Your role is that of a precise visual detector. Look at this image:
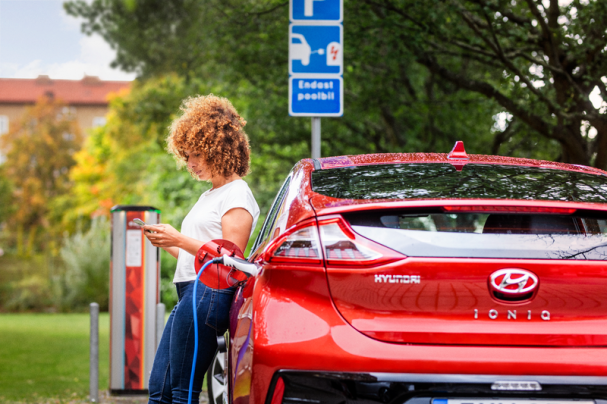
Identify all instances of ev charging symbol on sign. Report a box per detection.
[289,25,343,74]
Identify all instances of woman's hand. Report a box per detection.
[143,223,205,259]
[143,224,183,248]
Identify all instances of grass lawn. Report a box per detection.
[0,313,109,403]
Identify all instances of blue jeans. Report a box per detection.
[148,281,235,404]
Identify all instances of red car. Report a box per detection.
[208,142,607,404]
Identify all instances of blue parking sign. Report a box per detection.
[289,77,343,116]
[291,0,342,22]
[289,25,342,75]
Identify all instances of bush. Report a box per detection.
[57,217,110,311]
[160,249,178,311]
[0,254,58,312]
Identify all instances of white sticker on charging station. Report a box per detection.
[126,230,142,267]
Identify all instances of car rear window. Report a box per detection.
[345,210,607,259]
[311,163,607,202]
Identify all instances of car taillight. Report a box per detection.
[267,219,322,264]
[319,222,381,262]
[272,226,321,261]
[443,205,576,214]
[318,216,403,266]
[266,216,405,266]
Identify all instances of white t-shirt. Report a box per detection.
[173,179,260,283]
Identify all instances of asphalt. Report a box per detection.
[97,390,209,403]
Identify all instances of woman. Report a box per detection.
[143,95,260,404]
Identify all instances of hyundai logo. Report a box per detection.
[489,268,539,296]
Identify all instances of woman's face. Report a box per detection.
[185,149,211,181]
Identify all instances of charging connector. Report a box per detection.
[188,255,258,404]
[219,254,260,277]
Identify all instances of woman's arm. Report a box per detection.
[221,208,254,252]
[142,225,204,257]
[162,246,180,259]
[142,207,252,258]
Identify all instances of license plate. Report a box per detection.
[434,400,595,404]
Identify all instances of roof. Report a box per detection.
[253,145,607,242]
[0,75,131,106]
[311,141,607,176]
[305,153,607,215]
[314,153,607,176]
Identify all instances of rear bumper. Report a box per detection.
[267,371,607,404]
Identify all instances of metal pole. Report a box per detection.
[89,302,99,403]
[311,117,321,159]
[156,303,166,349]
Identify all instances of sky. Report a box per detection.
[0,0,135,81]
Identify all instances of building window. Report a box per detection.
[0,116,7,164]
[60,107,76,119]
[92,117,107,128]
[0,116,8,135]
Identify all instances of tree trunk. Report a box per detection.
[559,123,589,166]
[592,119,607,169]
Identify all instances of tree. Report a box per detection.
[361,0,607,166]
[0,167,14,225]
[0,98,83,253]
[65,0,500,158]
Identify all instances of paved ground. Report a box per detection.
[2,391,210,403]
[98,390,209,404]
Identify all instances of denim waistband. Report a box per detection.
[175,281,237,301]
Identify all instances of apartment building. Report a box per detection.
[0,75,131,136]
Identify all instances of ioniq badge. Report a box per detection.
[489,268,539,299]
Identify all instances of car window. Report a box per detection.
[346,210,607,259]
[292,37,302,44]
[251,176,291,253]
[312,163,607,202]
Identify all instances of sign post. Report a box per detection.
[311,117,321,159]
[288,0,343,158]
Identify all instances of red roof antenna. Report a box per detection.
[447,141,469,171]
[447,141,469,160]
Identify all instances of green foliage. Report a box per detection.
[66,0,607,166]
[65,0,501,160]
[69,75,210,218]
[57,217,110,311]
[352,0,607,165]
[0,167,14,225]
[0,218,109,313]
[0,254,58,312]
[0,98,83,254]
[160,249,178,310]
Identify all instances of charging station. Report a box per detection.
[110,205,161,394]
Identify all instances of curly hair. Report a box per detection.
[167,94,250,178]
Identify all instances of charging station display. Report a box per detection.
[110,205,160,393]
